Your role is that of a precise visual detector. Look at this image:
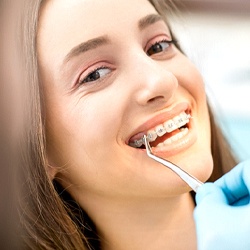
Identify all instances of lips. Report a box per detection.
[127,103,191,149]
[129,111,191,148]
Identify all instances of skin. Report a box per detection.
[38,0,213,249]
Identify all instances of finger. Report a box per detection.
[232,195,249,206]
[195,182,228,205]
[215,161,250,205]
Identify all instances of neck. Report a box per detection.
[86,192,197,250]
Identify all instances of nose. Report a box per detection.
[130,55,178,108]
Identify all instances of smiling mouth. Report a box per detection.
[128,111,191,149]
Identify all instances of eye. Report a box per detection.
[147,39,175,56]
[79,66,111,85]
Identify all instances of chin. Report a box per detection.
[168,148,214,184]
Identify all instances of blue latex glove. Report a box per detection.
[194,160,250,250]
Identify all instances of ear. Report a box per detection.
[46,156,58,180]
[47,164,58,180]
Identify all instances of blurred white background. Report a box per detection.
[170,0,250,160]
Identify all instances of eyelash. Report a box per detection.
[146,38,177,56]
[78,66,111,86]
[77,38,177,87]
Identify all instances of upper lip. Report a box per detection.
[127,102,191,144]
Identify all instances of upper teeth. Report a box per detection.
[129,112,191,148]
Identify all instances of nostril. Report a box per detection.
[148,96,165,103]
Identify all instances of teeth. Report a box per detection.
[181,111,191,120]
[130,112,191,148]
[173,116,185,128]
[147,130,157,142]
[156,128,189,148]
[164,119,178,133]
[163,138,172,145]
[155,124,166,137]
[129,138,143,148]
[171,133,180,142]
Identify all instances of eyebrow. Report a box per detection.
[63,14,164,65]
[138,14,164,31]
[63,36,110,64]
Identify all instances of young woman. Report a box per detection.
[19,0,237,249]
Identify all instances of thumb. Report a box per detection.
[195,182,228,205]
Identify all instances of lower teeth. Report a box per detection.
[156,128,188,148]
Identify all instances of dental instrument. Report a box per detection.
[143,135,203,192]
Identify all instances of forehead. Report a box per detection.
[37,0,159,71]
[38,0,158,44]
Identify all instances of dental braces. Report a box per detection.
[129,113,191,148]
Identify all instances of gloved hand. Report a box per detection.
[194,160,250,250]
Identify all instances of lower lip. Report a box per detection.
[133,117,197,158]
[150,125,197,158]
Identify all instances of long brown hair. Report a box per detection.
[18,0,237,249]
[18,0,90,249]
[149,0,237,179]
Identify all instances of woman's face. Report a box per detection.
[38,0,213,203]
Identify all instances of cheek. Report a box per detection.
[171,57,212,181]
[180,67,206,100]
[172,54,207,102]
[45,89,124,169]
[78,94,122,145]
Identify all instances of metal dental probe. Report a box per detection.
[143,135,203,193]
